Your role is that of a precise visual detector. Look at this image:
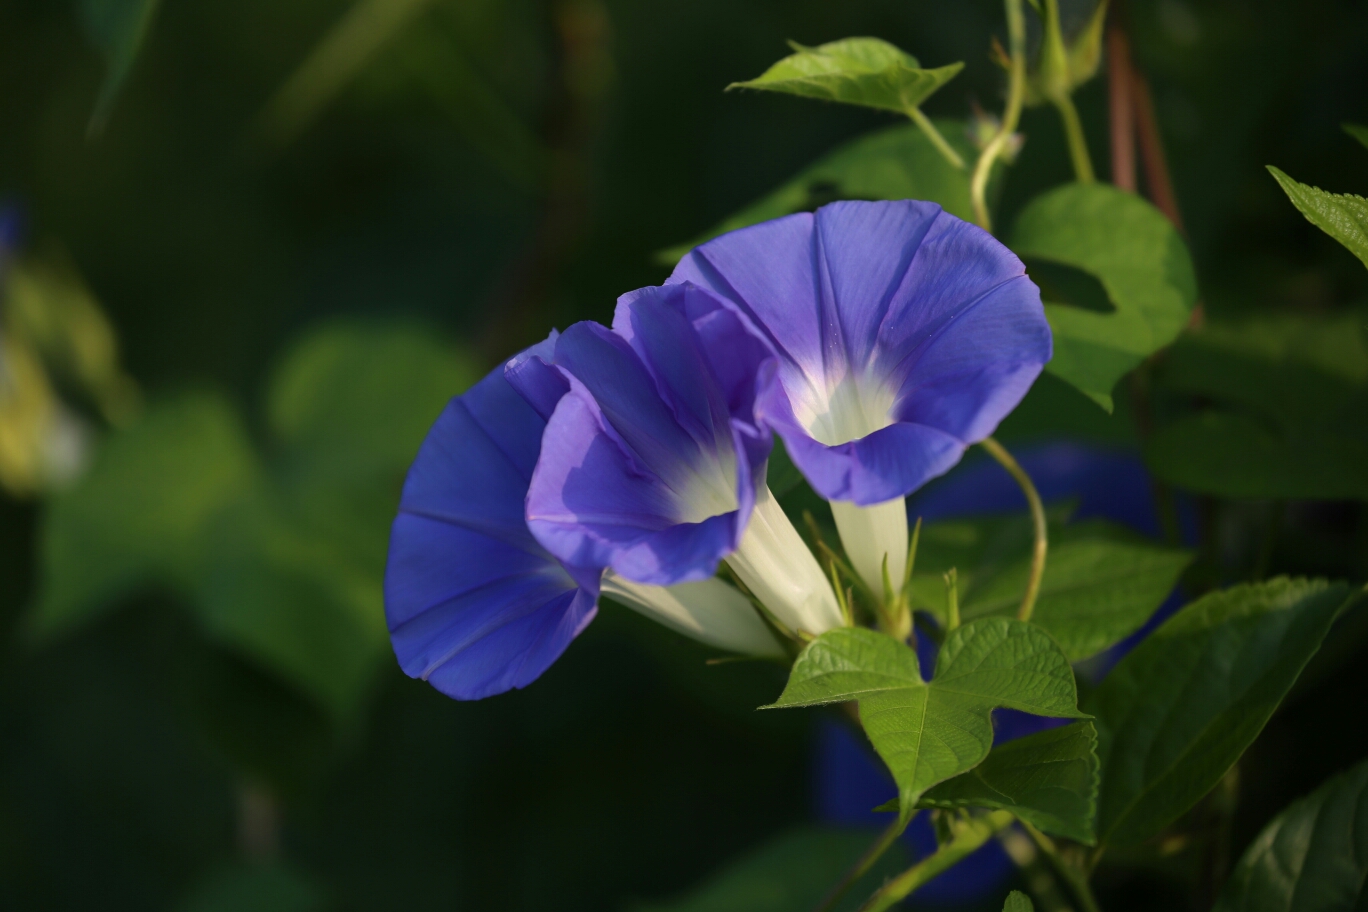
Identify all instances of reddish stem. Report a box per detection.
[1106,22,1137,191]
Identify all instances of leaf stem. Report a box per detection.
[811,812,914,912]
[1019,820,1103,912]
[855,811,1015,912]
[906,106,966,170]
[979,437,1047,622]
[944,568,961,631]
[970,0,1028,232]
[1052,91,1096,183]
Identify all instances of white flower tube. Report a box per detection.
[830,498,908,597]
[600,574,784,657]
[725,484,844,636]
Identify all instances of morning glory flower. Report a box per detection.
[668,200,1050,594]
[507,283,845,639]
[384,335,780,702]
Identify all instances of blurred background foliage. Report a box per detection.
[0,0,1365,909]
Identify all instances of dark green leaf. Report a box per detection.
[1214,758,1368,912]
[728,38,962,116]
[1146,311,1368,500]
[176,862,323,912]
[1004,891,1035,912]
[631,827,907,912]
[909,517,1191,661]
[1344,122,1368,152]
[770,621,1085,810]
[30,393,258,640]
[194,492,387,725]
[1009,183,1198,411]
[920,721,1099,843]
[1268,166,1368,270]
[656,121,984,263]
[80,0,162,133]
[1087,577,1352,847]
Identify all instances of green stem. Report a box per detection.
[979,437,1047,622]
[856,811,1015,912]
[906,106,966,170]
[1052,91,1096,183]
[944,568,960,631]
[812,812,914,912]
[970,0,1027,232]
[1020,821,1103,912]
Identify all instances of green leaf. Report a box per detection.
[728,38,962,117]
[656,121,984,263]
[919,721,1099,843]
[194,492,388,725]
[1004,891,1035,912]
[1214,758,1368,912]
[30,393,258,640]
[1145,311,1368,500]
[910,516,1192,661]
[631,827,907,912]
[79,0,162,133]
[1345,122,1368,152]
[1087,577,1352,847]
[770,621,1085,810]
[176,862,323,912]
[1268,166,1368,270]
[1009,183,1198,411]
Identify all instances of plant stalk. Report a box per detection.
[970,0,1028,232]
[1052,91,1096,183]
[1020,821,1103,912]
[812,812,914,912]
[907,106,966,170]
[856,811,1015,912]
[979,437,1047,622]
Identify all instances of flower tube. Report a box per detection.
[508,283,844,638]
[668,200,1051,594]
[384,335,780,702]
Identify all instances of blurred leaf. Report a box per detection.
[919,721,1099,843]
[728,38,962,117]
[1268,166,1368,270]
[1009,183,1198,411]
[770,621,1085,812]
[1214,758,1368,912]
[254,0,436,150]
[31,393,258,640]
[267,322,478,575]
[1004,890,1035,912]
[176,862,323,912]
[765,437,804,498]
[1345,122,1368,152]
[1086,577,1353,847]
[910,517,1192,661]
[631,827,907,912]
[656,121,986,263]
[195,491,387,725]
[79,0,162,134]
[1146,312,1368,499]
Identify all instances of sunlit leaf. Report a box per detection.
[79,0,162,133]
[770,621,1085,812]
[909,516,1191,661]
[1087,577,1353,847]
[657,121,985,263]
[728,38,962,117]
[631,827,907,912]
[1268,166,1368,270]
[1009,183,1198,411]
[1214,758,1368,912]
[30,393,258,640]
[919,721,1099,843]
[1146,311,1368,500]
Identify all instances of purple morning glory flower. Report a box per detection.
[668,200,1051,593]
[508,283,844,638]
[385,334,780,702]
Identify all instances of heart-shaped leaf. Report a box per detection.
[1268,166,1368,270]
[769,620,1085,812]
